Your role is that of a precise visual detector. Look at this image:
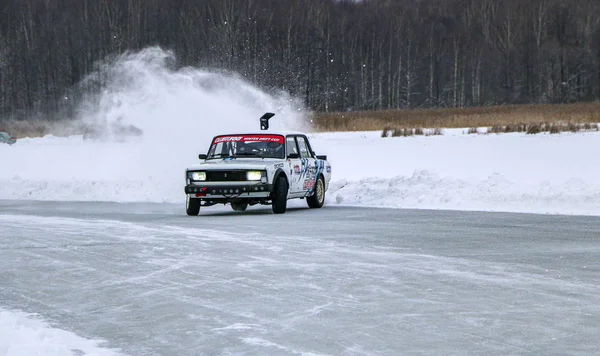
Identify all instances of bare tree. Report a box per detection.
[1,0,600,121]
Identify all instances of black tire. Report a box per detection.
[231,202,248,212]
[272,176,288,214]
[186,196,201,216]
[307,175,325,209]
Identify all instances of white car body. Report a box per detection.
[184,131,331,214]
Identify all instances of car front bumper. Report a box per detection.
[185,182,273,198]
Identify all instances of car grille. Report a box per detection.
[206,171,247,182]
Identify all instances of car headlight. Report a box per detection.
[246,171,262,181]
[189,171,206,181]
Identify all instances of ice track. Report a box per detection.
[1,200,600,355]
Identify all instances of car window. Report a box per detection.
[296,136,311,159]
[286,136,298,157]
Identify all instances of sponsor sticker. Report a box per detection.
[274,163,284,169]
[213,136,243,143]
[294,165,301,174]
[326,166,331,173]
[303,180,315,190]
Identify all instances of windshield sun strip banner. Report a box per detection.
[212,135,284,145]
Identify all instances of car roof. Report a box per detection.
[213,131,309,137]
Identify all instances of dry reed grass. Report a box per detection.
[465,122,599,135]
[4,102,600,138]
[312,102,600,132]
[381,127,442,137]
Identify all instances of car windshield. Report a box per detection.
[207,134,285,159]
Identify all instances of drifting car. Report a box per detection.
[184,113,332,215]
[0,132,17,145]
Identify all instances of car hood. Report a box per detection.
[187,159,279,171]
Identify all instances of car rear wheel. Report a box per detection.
[307,175,325,209]
[272,176,288,214]
[186,196,201,216]
[231,202,248,212]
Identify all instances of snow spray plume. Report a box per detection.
[76,47,308,145]
[57,47,309,201]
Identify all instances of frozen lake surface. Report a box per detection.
[2,200,600,355]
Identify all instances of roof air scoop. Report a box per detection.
[260,112,275,130]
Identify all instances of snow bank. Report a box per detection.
[308,130,600,216]
[0,308,123,356]
[2,129,600,216]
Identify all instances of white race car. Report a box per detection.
[184,113,332,215]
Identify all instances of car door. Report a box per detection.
[286,135,304,192]
[295,135,318,192]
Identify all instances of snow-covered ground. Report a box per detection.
[312,129,600,216]
[2,129,600,216]
[0,308,123,356]
[2,48,600,353]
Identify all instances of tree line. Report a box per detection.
[1,0,599,121]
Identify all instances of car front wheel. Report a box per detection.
[272,176,288,214]
[186,196,201,216]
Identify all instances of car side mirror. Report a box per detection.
[287,153,299,159]
[316,155,327,160]
[198,154,207,160]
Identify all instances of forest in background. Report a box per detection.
[1,0,599,121]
